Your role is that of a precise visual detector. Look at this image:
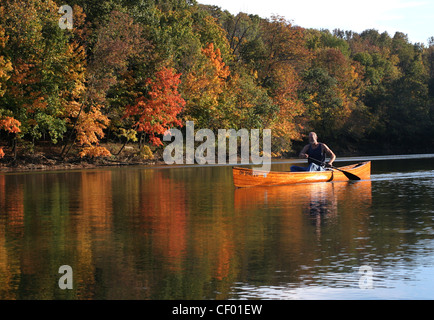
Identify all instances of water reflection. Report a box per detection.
[234,180,372,235]
[233,181,373,290]
[303,183,338,233]
[1,162,434,299]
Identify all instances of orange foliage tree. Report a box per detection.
[124,67,185,146]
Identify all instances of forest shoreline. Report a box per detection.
[2,1,434,173]
[0,142,430,174]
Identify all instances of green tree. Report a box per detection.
[0,0,83,148]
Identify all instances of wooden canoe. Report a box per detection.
[232,161,371,188]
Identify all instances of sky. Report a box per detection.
[198,0,434,45]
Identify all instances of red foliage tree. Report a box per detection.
[125,67,185,146]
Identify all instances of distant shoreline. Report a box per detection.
[1,146,433,174]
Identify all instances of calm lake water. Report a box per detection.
[1,154,434,300]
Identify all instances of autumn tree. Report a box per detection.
[256,16,312,154]
[1,0,433,162]
[0,7,20,158]
[0,14,12,98]
[224,64,276,130]
[124,67,185,147]
[194,12,233,63]
[182,43,231,130]
[300,47,366,143]
[61,9,146,158]
[0,11,18,158]
[0,0,86,154]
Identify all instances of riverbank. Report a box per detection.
[0,155,164,173]
[1,141,432,173]
[0,143,165,173]
[0,146,298,173]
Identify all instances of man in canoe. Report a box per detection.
[291,132,336,172]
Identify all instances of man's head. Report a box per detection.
[308,132,318,144]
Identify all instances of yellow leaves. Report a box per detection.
[202,43,230,81]
[64,101,82,119]
[0,57,12,78]
[76,105,110,147]
[63,42,87,99]
[0,55,12,97]
[116,128,138,143]
[139,145,154,160]
[78,146,111,158]
[0,25,11,87]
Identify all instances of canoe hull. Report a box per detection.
[232,161,371,188]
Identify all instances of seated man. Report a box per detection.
[291,132,336,172]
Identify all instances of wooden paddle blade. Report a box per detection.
[339,169,361,180]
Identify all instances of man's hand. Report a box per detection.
[325,162,332,168]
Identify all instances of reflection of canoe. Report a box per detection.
[232,161,371,188]
[234,181,372,242]
[234,180,372,210]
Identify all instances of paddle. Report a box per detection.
[308,157,361,181]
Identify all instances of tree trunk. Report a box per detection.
[138,132,145,150]
[114,137,128,156]
[60,103,84,159]
[12,135,17,161]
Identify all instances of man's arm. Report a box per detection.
[299,145,310,159]
[322,144,336,165]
